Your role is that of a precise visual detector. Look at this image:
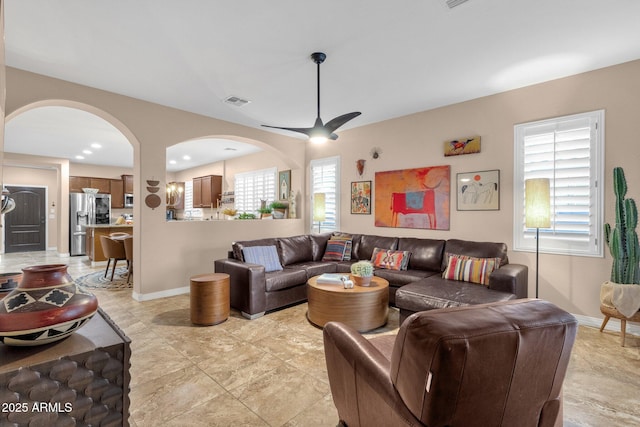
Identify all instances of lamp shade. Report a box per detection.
[525,178,551,228]
[313,193,326,222]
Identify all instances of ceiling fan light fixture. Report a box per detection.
[309,128,329,144]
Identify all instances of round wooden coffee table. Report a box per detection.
[307,275,389,332]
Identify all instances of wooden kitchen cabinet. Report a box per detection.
[111,179,124,208]
[69,176,91,192]
[122,174,134,194]
[192,175,222,208]
[90,178,111,194]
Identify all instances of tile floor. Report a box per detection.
[1,251,639,426]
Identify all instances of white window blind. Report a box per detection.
[234,167,277,214]
[183,180,202,218]
[514,110,604,256]
[310,156,340,233]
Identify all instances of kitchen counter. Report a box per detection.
[84,225,133,265]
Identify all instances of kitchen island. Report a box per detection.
[84,224,133,265]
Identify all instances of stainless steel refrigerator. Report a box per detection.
[70,193,111,256]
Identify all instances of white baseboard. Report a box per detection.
[574,313,640,336]
[132,285,190,302]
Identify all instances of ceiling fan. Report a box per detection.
[262,52,361,143]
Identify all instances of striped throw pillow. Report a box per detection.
[322,240,348,261]
[370,247,411,271]
[442,254,501,286]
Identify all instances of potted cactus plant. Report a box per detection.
[350,260,374,286]
[602,166,640,318]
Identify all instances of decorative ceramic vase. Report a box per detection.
[351,274,372,287]
[0,264,98,346]
[0,272,22,300]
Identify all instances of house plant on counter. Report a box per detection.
[601,167,640,342]
[270,201,288,219]
[350,260,374,286]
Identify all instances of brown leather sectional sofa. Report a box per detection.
[214,232,528,319]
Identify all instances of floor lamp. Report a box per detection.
[525,178,551,298]
[313,193,326,233]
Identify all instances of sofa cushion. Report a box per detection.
[233,238,279,262]
[265,268,308,292]
[442,254,501,286]
[355,235,398,261]
[373,268,437,287]
[398,238,445,271]
[285,262,337,279]
[371,248,411,270]
[242,245,283,272]
[395,278,517,312]
[278,235,313,266]
[441,239,509,271]
[310,232,333,261]
[322,240,348,261]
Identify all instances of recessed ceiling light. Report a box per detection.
[169,160,177,164]
[182,155,191,160]
[90,142,102,149]
[83,149,92,155]
[75,155,85,160]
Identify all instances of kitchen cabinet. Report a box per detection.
[192,175,222,208]
[90,178,111,193]
[111,179,124,208]
[122,174,133,194]
[69,176,91,192]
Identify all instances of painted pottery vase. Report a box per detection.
[0,264,98,346]
[0,272,22,300]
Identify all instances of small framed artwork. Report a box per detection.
[351,181,372,214]
[444,136,481,156]
[278,170,291,201]
[456,170,500,211]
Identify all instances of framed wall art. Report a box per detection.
[374,165,450,230]
[456,169,500,211]
[444,136,481,156]
[351,181,372,214]
[278,170,291,201]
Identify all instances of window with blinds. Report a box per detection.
[183,180,203,218]
[234,167,277,214]
[514,110,604,256]
[310,156,340,233]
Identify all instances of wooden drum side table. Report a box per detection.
[190,273,230,326]
[307,275,389,332]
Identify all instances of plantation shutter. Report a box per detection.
[310,156,340,233]
[514,110,604,256]
[234,167,277,214]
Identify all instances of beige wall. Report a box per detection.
[5,59,640,317]
[5,67,306,299]
[307,59,640,318]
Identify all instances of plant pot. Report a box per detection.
[0,264,99,346]
[351,274,373,287]
[0,272,22,300]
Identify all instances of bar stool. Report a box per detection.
[100,235,126,281]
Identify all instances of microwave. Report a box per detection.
[124,193,134,208]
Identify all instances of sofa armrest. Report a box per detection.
[214,258,267,316]
[323,322,420,426]
[489,263,528,298]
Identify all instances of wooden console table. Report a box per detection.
[0,308,131,426]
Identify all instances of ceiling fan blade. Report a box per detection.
[324,112,362,134]
[261,124,313,137]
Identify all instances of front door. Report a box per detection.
[4,186,46,253]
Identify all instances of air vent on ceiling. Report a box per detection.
[224,96,251,107]
[446,0,469,8]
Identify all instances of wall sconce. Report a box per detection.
[313,193,326,233]
[525,178,551,298]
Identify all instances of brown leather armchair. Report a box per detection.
[323,299,577,427]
